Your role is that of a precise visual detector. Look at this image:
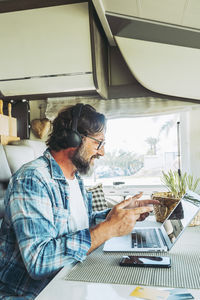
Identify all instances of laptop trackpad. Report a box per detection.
[103,235,132,251]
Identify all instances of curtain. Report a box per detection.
[46,95,198,121]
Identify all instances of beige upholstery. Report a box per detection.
[10,139,46,158]
[0,140,46,221]
[4,145,35,174]
[0,145,12,182]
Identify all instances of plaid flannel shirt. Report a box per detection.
[0,149,109,299]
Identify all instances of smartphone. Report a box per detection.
[119,256,171,268]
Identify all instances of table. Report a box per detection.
[36,263,200,300]
[35,275,200,300]
[36,217,200,300]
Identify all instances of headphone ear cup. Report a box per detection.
[66,130,82,148]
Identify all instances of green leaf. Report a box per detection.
[161,170,200,198]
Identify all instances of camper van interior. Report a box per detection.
[0,1,200,299]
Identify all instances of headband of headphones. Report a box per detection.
[71,103,84,132]
[65,103,84,148]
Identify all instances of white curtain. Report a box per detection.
[46,95,198,121]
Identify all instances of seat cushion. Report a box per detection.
[4,145,35,174]
[87,183,108,211]
[10,139,46,158]
[0,144,12,182]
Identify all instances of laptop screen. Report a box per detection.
[162,191,200,246]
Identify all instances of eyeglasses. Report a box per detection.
[83,134,105,150]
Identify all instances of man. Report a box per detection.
[0,103,158,299]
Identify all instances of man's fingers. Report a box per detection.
[116,197,133,209]
[139,199,160,206]
[132,206,153,214]
[131,192,143,199]
[117,192,143,208]
[116,197,159,211]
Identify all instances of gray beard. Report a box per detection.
[71,145,91,175]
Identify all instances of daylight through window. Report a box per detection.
[84,113,180,187]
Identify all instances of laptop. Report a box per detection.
[103,190,200,252]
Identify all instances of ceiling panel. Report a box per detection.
[182,0,200,29]
[101,0,199,28]
[102,0,138,17]
[139,0,187,25]
[92,0,200,100]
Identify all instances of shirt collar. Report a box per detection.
[44,149,66,181]
[43,148,82,182]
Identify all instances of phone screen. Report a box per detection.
[119,256,171,268]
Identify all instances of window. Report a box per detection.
[83,113,180,188]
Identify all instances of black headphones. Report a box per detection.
[66,103,83,148]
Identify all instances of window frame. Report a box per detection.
[84,111,190,199]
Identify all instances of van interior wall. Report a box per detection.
[188,107,200,180]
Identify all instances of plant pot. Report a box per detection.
[151,192,181,223]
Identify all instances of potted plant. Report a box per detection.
[152,170,200,225]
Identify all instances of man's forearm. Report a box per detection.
[87,220,111,254]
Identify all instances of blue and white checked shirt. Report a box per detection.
[0,149,109,299]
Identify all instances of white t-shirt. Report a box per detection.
[67,177,89,232]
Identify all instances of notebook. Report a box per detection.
[103,190,200,252]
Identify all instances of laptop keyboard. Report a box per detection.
[131,228,161,248]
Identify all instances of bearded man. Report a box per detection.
[0,103,157,299]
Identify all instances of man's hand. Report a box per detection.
[105,197,154,237]
[88,197,153,254]
[124,192,160,221]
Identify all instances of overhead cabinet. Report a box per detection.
[0,2,108,99]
